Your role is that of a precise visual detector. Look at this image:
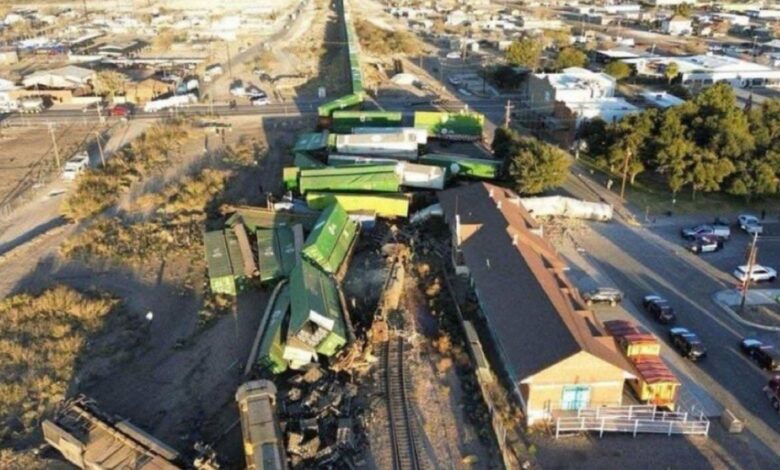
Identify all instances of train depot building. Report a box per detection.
[439,183,637,424]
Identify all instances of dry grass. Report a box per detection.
[355,18,422,57]
[0,448,46,470]
[0,286,119,446]
[62,121,191,221]
[61,169,228,266]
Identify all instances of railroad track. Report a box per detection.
[384,336,422,470]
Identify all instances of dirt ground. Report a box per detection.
[0,122,100,209]
[344,230,498,469]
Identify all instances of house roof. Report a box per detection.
[438,183,634,383]
[535,67,615,93]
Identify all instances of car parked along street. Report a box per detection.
[741,339,780,371]
[642,295,677,324]
[669,327,707,361]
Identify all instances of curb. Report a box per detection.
[711,291,780,332]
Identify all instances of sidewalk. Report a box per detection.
[713,289,780,332]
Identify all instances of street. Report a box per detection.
[561,213,780,461]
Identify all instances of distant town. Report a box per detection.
[1,1,780,469]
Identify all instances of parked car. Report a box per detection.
[688,235,724,254]
[642,295,676,324]
[733,264,777,283]
[765,376,780,412]
[681,224,730,241]
[738,214,764,235]
[582,287,623,306]
[457,88,472,96]
[446,51,461,59]
[251,96,270,106]
[669,327,707,361]
[740,338,780,371]
[81,102,104,113]
[61,152,90,180]
[108,104,130,117]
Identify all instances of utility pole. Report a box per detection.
[82,0,88,19]
[94,131,105,167]
[48,123,60,170]
[620,148,632,200]
[225,41,233,80]
[739,231,760,313]
[504,100,513,128]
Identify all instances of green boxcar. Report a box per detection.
[331,111,403,134]
[288,260,346,356]
[299,164,400,193]
[419,153,501,180]
[293,132,330,153]
[256,284,291,374]
[294,152,326,169]
[224,228,249,278]
[302,202,357,273]
[317,93,364,118]
[283,167,300,191]
[413,111,484,140]
[204,231,237,295]
[256,227,297,281]
[306,191,409,218]
[226,206,319,232]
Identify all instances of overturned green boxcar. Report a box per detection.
[331,111,403,134]
[306,191,410,218]
[419,153,502,180]
[413,111,484,141]
[298,164,400,194]
[302,203,358,273]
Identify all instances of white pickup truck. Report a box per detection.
[680,223,730,241]
[62,152,90,181]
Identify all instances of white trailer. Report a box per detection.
[335,131,419,160]
[18,97,44,114]
[143,93,196,112]
[396,162,446,190]
[351,127,428,144]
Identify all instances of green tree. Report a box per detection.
[93,70,127,99]
[554,47,587,71]
[603,110,658,184]
[544,29,571,49]
[664,62,679,84]
[604,61,631,80]
[674,3,692,17]
[688,149,735,199]
[492,127,520,160]
[505,38,542,69]
[653,108,696,196]
[577,118,612,157]
[506,137,571,194]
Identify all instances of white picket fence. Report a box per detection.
[555,405,710,438]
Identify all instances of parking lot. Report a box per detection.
[555,213,780,465]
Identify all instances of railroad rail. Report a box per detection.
[384,336,422,470]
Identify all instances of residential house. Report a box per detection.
[662,15,692,36]
[640,91,685,109]
[438,183,635,425]
[22,65,95,90]
[0,47,19,65]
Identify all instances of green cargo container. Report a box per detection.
[302,202,357,273]
[317,93,364,118]
[419,153,501,180]
[204,231,237,295]
[224,228,249,278]
[294,152,326,169]
[226,206,319,232]
[256,227,297,281]
[331,111,403,134]
[306,191,409,218]
[299,164,400,194]
[293,132,330,153]
[256,284,290,374]
[288,260,346,357]
[316,330,347,356]
[283,167,300,191]
[413,111,484,139]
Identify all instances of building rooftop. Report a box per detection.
[536,67,616,92]
[438,183,634,383]
[675,54,772,73]
[640,91,685,108]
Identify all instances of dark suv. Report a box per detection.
[642,295,676,324]
[582,287,623,306]
[669,327,707,361]
[740,338,780,371]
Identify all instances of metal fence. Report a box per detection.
[555,405,710,438]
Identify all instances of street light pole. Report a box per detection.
[620,148,632,200]
[48,123,60,170]
[739,231,760,313]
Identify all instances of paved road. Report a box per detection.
[573,217,780,458]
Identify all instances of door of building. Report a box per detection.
[561,385,591,410]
